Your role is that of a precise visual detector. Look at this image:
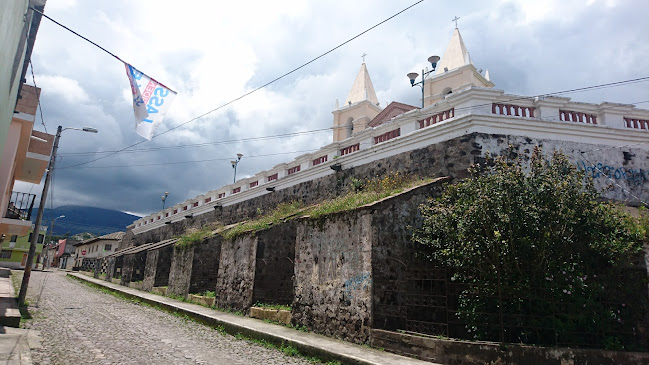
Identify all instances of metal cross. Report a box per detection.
[361,53,367,63]
[452,16,460,28]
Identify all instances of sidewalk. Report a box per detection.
[0,268,42,365]
[69,273,437,365]
[0,268,20,328]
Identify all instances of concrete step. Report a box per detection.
[0,268,20,328]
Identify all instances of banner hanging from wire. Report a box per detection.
[124,64,176,140]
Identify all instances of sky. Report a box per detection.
[17,0,649,217]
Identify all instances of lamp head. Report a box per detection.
[427,55,440,71]
[82,127,98,133]
[407,72,419,86]
[231,160,237,167]
[236,153,243,160]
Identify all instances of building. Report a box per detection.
[129,26,649,235]
[50,237,80,270]
[73,232,123,272]
[0,0,53,239]
[0,225,46,269]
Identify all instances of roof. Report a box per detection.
[435,28,471,74]
[73,231,125,247]
[367,102,418,128]
[345,63,379,105]
[108,238,178,258]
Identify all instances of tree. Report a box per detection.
[413,147,646,349]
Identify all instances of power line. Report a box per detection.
[53,1,425,169]
[29,61,48,134]
[58,128,333,156]
[58,149,319,170]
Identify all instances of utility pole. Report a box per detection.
[18,126,97,306]
[18,126,61,306]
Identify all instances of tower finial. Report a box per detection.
[452,16,460,29]
[361,53,367,63]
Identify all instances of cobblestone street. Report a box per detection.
[21,270,313,365]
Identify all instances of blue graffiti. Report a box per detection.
[577,161,648,186]
[342,272,371,303]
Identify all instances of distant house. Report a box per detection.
[0,225,46,269]
[49,237,80,270]
[73,232,124,273]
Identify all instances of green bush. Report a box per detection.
[413,147,647,349]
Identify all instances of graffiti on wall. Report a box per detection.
[577,161,648,186]
[342,272,371,304]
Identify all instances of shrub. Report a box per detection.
[413,147,647,349]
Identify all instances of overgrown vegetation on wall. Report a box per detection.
[222,173,432,239]
[176,227,214,248]
[414,147,648,350]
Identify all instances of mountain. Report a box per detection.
[33,206,141,236]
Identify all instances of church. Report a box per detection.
[131,25,649,233]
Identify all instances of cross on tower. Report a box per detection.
[452,16,460,29]
[361,53,367,63]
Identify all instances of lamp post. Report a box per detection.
[161,192,169,209]
[407,55,441,108]
[230,153,243,184]
[18,125,98,306]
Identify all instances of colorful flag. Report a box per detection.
[124,64,176,140]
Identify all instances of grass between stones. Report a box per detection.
[69,275,340,364]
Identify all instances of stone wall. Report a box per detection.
[142,250,159,292]
[370,181,447,335]
[143,245,175,291]
[189,236,221,295]
[121,132,649,253]
[120,132,480,250]
[167,245,194,297]
[293,211,374,344]
[214,235,257,311]
[252,221,297,306]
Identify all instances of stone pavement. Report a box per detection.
[20,270,316,364]
[0,326,42,365]
[68,272,435,365]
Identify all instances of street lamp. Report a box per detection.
[18,125,98,306]
[161,192,169,209]
[231,153,243,184]
[407,55,441,108]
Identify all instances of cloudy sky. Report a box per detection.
[17,0,649,217]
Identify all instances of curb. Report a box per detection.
[68,273,433,365]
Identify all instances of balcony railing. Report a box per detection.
[5,191,36,220]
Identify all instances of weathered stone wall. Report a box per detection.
[121,133,480,249]
[122,132,649,252]
[370,181,446,334]
[189,236,221,295]
[252,221,297,306]
[142,250,158,292]
[167,245,194,297]
[154,245,173,288]
[120,254,134,285]
[293,211,374,344]
[103,257,115,282]
[215,235,257,311]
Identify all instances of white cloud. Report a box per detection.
[37,75,89,104]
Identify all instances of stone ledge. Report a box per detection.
[370,329,649,365]
[249,307,291,325]
[188,294,215,307]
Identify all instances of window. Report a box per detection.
[183,206,188,211]
[0,251,11,259]
[340,143,360,156]
[10,235,17,243]
[193,202,199,207]
[218,193,226,198]
[267,173,278,182]
[173,209,178,214]
[28,233,32,242]
[105,244,112,251]
[204,197,212,203]
[312,155,328,166]
[37,234,44,244]
[287,165,301,175]
[249,181,258,188]
[232,187,241,194]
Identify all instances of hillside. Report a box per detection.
[33,206,140,236]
